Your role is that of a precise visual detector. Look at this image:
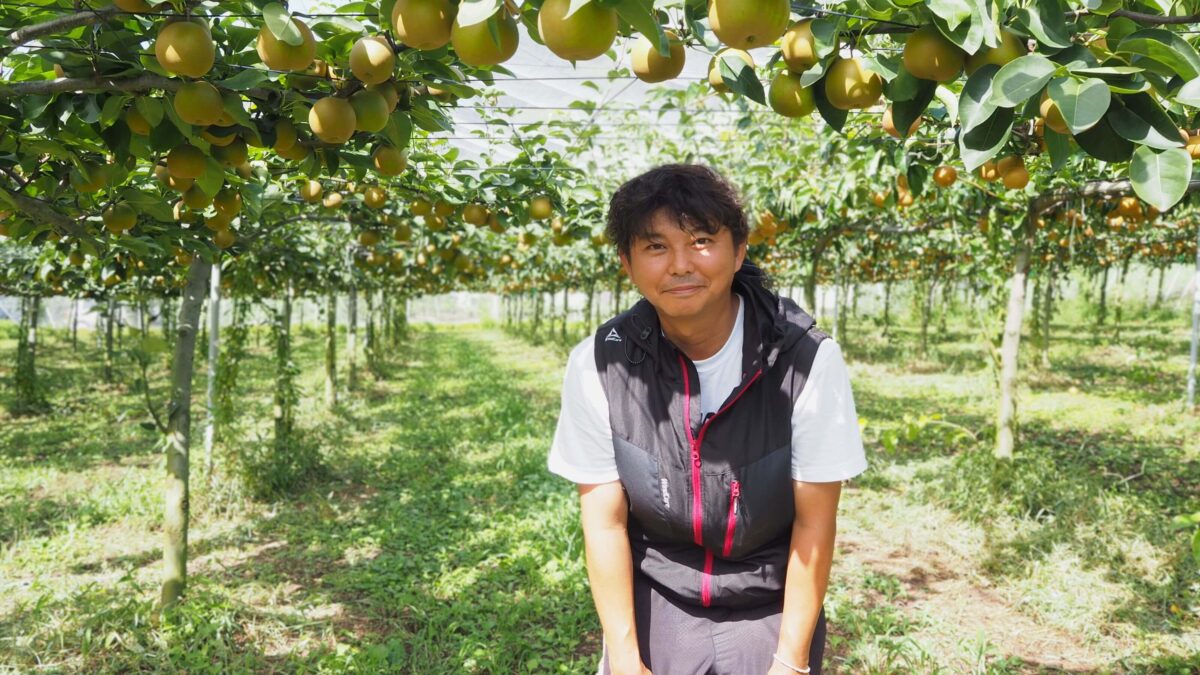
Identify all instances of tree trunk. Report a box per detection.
[325,291,337,408]
[585,281,595,335]
[920,280,936,358]
[1030,276,1044,360]
[14,295,38,409]
[104,297,115,383]
[160,257,211,609]
[882,279,893,338]
[347,285,358,391]
[1041,269,1055,370]
[533,291,543,340]
[1155,266,1166,309]
[613,276,623,315]
[1187,223,1200,409]
[1097,266,1109,326]
[70,297,79,352]
[996,245,1031,459]
[273,287,295,450]
[365,290,377,377]
[561,287,569,343]
[1115,258,1130,326]
[203,263,220,484]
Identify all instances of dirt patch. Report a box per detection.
[838,529,1130,672]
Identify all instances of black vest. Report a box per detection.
[594,265,827,609]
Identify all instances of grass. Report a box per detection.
[0,291,1198,673]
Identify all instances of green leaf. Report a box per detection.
[1192,528,1200,566]
[1130,146,1192,212]
[1116,29,1200,81]
[1108,93,1186,150]
[611,0,668,57]
[719,53,765,106]
[864,52,901,83]
[264,2,305,47]
[811,18,840,62]
[1074,113,1135,162]
[798,60,827,89]
[958,106,1013,170]
[1044,127,1070,170]
[196,157,225,196]
[221,92,253,128]
[990,54,1058,108]
[218,68,270,91]
[99,94,128,128]
[959,63,999,134]
[1046,77,1110,134]
[135,97,163,126]
[383,111,413,150]
[891,79,937,136]
[885,68,923,103]
[1015,0,1071,50]
[928,0,989,53]
[926,0,971,31]
[456,0,502,27]
[811,76,847,132]
[1175,77,1200,107]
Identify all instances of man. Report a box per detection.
[548,164,867,674]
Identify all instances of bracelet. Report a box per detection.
[772,653,811,673]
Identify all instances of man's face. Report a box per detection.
[619,210,747,321]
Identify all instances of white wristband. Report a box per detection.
[772,653,811,673]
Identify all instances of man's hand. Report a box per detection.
[608,650,652,675]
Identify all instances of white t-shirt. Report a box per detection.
[548,296,868,484]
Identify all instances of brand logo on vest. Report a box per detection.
[605,327,622,343]
[660,478,670,509]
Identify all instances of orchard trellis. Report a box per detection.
[2,0,1200,607]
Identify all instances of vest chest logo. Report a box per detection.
[660,478,670,509]
[605,327,622,343]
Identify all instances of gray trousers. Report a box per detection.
[600,572,827,675]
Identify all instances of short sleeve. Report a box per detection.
[791,340,869,483]
[547,335,619,484]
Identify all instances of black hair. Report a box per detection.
[606,164,749,256]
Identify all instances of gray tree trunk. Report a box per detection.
[325,291,337,408]
[70,297,79,352]
[203,263,220,484]
[104,297,115,383]
[1041,269,1054,369]
[347,285,358,391]
[1187,223,1200,409]
[161,258,211,608]
[996,245,1031,459]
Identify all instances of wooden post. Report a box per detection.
[161,258,211,608]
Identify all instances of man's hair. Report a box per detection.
[606,164,749,256]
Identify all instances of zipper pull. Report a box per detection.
[730,480,740,513]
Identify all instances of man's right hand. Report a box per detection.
[607,649,652,675]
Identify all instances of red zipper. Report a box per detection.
[722,480,741,557]
[677,356,763,607]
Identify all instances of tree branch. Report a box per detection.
[2,5,121,58]
[0,185,93,241]
[1030,179,1200,219]
[0,71,276,102]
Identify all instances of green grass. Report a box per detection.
[0,296,1198,673]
